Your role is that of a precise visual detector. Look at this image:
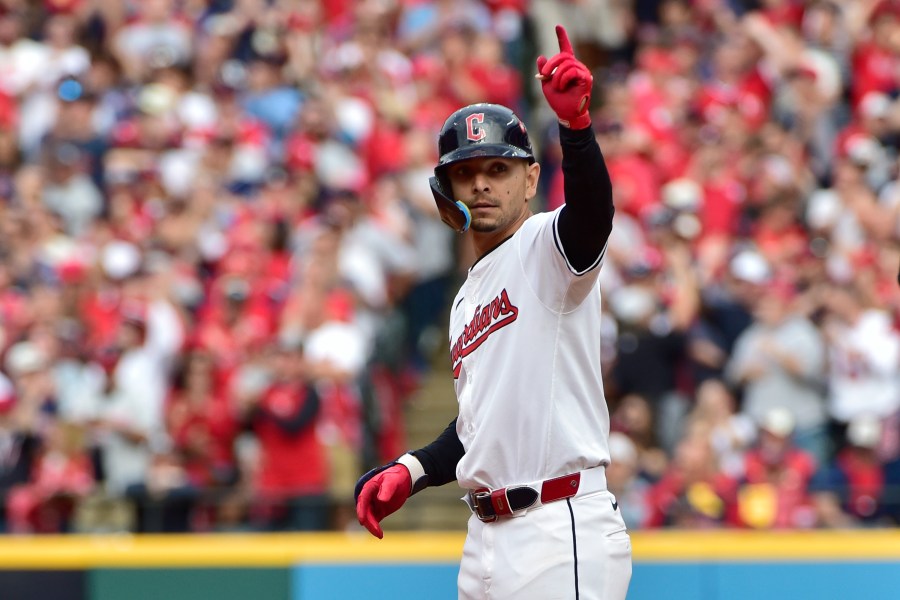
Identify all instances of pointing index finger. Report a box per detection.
[556,25,573,55]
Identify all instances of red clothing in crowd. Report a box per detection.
[737,446,817,529]
[700,174,745,238]
[645,470,738,528]
[79,287,126,356]
[836,449,886,520]
[253,382,328,497]
[850,40,898,111]
[166,391,239,487]
[610,154,664,219]
[6,447,94,533]
[696,70,772,132]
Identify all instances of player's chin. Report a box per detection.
[469,219,499,233]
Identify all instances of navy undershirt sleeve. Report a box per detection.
[411,418,463,487]
[555,125,615,273]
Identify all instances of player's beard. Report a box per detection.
[468,194,526,234]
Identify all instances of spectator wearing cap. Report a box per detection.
[735,407,818,529]
[812,415,899,527]
[725,279,829,464]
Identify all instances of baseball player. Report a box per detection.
[355,26,632,599]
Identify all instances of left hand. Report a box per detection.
[536,25,593,130]
[355,463,412,539]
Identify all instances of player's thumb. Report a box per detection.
[536,55,548,75]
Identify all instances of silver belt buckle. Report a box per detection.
[470,490,498,523]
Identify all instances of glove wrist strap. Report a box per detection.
[559,113,592,131]
[397,453,429,495]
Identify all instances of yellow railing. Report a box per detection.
[2,530,900,569]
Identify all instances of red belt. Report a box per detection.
[466,467,606,523]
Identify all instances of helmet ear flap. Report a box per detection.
[430,176,471,233]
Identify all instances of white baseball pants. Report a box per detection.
[458,489,632,599]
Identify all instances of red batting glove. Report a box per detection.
[355,464,411,539]
[536,25,593,130]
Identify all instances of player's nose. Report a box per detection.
[471,171,491,193]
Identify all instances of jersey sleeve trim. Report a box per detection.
[552,209,608,276]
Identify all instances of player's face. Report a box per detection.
[447,157,540,235]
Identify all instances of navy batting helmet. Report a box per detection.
[429,104,535,232]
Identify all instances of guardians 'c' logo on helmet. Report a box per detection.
[466,113,486,141]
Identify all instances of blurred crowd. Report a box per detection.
[0,0,897,535]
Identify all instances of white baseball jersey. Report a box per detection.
[450,206,610,491]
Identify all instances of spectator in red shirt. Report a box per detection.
[238,341,330,532]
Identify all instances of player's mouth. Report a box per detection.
[468,200,497,211]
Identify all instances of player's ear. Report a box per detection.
[524,162,540,202]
